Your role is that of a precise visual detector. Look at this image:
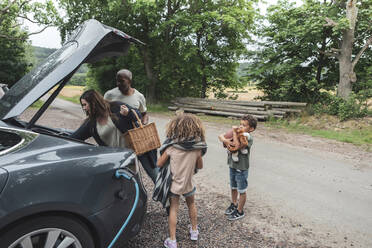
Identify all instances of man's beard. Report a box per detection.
[119,85,130,94]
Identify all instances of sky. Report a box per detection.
[24,0,62,48]
[26,24,61,48]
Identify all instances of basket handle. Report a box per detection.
[131,109,143,128]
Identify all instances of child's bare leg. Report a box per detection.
[169,196,180,240]
[237,192,246,213]
[231,189,238,205]
[185,195,197,230]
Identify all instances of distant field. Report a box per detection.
[209,86,263,101]
[59,85,85,97]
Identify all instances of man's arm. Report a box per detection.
[137,92,149,124]
[103,90,110,100]
[141,112,149,125]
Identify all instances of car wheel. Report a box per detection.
[0,215,95,248]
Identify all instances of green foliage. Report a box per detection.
[245,0,372,103]
[30,46,57,67]
[0,0,60,87]
[68,73,86,86]
[57,0,256,101]
[0,29,30,87]
[311,93,369,121]
[147,103,169,113]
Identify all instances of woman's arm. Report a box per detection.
[196,155,203,170]
[70,120,92,141]
[126,107,142,127]
[157,150,169,168]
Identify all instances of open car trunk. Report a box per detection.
[0,19,143,136]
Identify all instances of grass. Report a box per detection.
[58,95,80,104]
[30,100,44,108]
[264,116,372,147]
[195,114,240,126]
[147,103,169,113]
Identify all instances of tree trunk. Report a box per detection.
[337,0,358,100]
[196,30,207,98]
[316,28,327,84]
[201,75,207,98]
[141,46,157,103]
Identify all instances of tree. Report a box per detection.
[0,0,59,86]
[246,0,371,102]
[57,0,255,101]
[323,0,372,99]
[0,0,59,40]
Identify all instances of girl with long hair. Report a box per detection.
[156,113,207,248]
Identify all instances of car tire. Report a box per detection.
[0,215,95,248]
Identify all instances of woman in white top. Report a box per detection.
[71,89,140,148]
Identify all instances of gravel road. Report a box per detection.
[20,104,372,248]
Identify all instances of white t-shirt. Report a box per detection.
[104,87,147,113]
[96,117,127,148]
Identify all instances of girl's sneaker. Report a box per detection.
[189,226,199,241]
[164,238,177,248]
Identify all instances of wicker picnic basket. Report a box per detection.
[123,110,161,155]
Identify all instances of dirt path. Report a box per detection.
[148,113,372,248]
[22,104,372,248]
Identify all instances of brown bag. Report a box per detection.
[123,110,161,155]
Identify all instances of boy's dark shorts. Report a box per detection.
[229,167,249,193]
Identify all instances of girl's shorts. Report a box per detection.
[169,187,196,198]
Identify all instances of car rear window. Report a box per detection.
[0,130,22,153]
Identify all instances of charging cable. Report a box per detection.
[107,169,139,248]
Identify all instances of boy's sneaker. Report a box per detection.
[224,203,237,215]
[227,209,245,221]
[189,226,199,241]
[164,238,177,248]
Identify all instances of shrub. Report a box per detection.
[311,92,369,121]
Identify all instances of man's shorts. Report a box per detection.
[229,167,249,193]
[169,187,196,198]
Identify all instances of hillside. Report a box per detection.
[31,46,87,85]
[32,46,57,67]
